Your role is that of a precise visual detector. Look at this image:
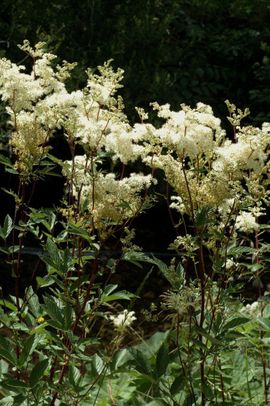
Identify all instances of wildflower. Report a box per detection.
[109,310,136,330]
[225,258,236,270]
[240,301,262,317]
[37,316,45,324]
[235,211,259,233]
[63,158,154,231]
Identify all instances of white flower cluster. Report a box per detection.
[150,101,224,160]
[62,155,154,231]
[109,309,136,330]
[0,42,141,178]
[140,102,270,238]
[213,126,269,176]
[240,301,262,317]
[225,258,237,270]
[169,234,198,254]
[235,211,259,233]
[0,42,269,241]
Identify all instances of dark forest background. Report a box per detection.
[1,0,270,125]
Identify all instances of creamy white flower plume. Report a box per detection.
[109,310,136,329]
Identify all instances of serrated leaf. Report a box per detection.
[134,331,170,358]
[0,396,13,405]
[92,354,104,375]
[45,238,62,269]
[0,299,17,311]
[156,341,169,377]
[2,378,28,390]
[68,365,81,386]
[130,348,153,377]
[0,348,17,366]
[66,222,93,242]
[170,375,184,396]
[101,284,118,296]
[202,382,213,398]
[194,206,213,227]
[47,319,66,331]
[0,336,16,365]
[111,348,132,370]
[18,334,37,367]
[194,326,222,345]
[10,393,27,405]
[3,214,13,238]
[43,296,64,325]
[223,316,250,331]
[68,365,85,392]
[258,317,270,330]
[228,246,255,256]
[123,251,153,268]
[36,276,55,288]
[0,214,13,240]
[0,154,13,167]
[29,358,49,387]
[101,290,136,303]
[26,287,41,317]
[63,302,73,330]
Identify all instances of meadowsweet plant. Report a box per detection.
[0,41,154,405]
[136,100,270,404]
[0,41,270,405]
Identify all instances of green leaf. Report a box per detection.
[92,354,104,375]
[0,214,13,240]
[29,358,49,387]
[36,276,55,288]
[258,317,270,330]
[223,316,250,331]
[156,341,169,377]
[123,251,153,268]
[0,396,13,405]
[26,287,41,317]
[194,206,213,227]
[11,394,27,405]
[68,365,81,387]
[45,238,62,270]
[0,336,17,366]
[18,334,36,367]
[194,326,222,345]
[101,290,136,303]
[101,284,118,296]
[202,382,213,398]
[130,348,153,377]
[0,348,17,366]
[2,378,28,391]
[0,154,14,168]
[0,299,17,311]
[228,246,255,256]
[111,348,133,370]
[170,375,185,396]
[63,302,73,330]
[29,209,57,232]
[134,331,170,358]
[66,222,94,243]
[47,319,67,331]
[68,365,85,392]
[43,296,64,325]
